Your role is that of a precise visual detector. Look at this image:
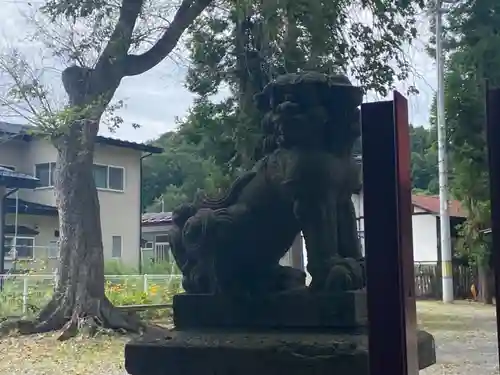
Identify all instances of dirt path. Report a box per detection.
[419,301,499,375]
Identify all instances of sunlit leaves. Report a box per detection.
[30,0,190,69]
[0,50,129,136]
[186,0,423,99]
[410,125,438,194]
[42,0,112,20]
[141,125,234,210]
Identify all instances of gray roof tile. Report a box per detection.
[142,212,173,225]
[0,121,163,154]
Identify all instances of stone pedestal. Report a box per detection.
[125,329,436,375]
[124,291,436,375]
[173,291,367,329]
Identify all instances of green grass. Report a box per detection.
[417,300,495,331]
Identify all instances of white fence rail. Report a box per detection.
[0,274,182,315]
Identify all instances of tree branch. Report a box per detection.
[94,0,145,74]
[124,0,213,77]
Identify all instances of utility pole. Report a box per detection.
[435,0,454,303]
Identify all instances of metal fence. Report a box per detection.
[1,264,478,316]
[0,273,182,316]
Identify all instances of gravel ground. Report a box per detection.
[419,301,499,375]
[0,301,498,374]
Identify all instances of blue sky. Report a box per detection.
[0,0,437,143]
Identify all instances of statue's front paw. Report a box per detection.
[325,257,364,292]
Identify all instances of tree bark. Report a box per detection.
[478,263,494,304]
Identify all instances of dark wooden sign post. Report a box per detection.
[485,85,500,358]
[361,92,419,375]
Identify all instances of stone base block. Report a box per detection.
[125,329,436,375]
[173,291,367,329]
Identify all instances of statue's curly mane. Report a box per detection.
[194,171,257,209]
[254,72,362,156]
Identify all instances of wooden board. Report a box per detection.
[360,93,418,375]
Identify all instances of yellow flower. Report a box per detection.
[149,284,159,296]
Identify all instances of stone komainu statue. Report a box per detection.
[169,72,364,297]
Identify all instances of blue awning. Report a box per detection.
[0,167,39,189]
[4,225,39,236]
[4,197,57,216]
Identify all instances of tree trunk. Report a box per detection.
[0,118,143,338]
[478,263,494,305]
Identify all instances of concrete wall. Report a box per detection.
[352,192,439,263]
[0,139,31,174]
[411,208,439,262]
[1,138,144,268]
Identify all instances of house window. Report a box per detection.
[93,164,124,191]
[155,235,170,243]
[111,236,122,258]
[48,240,59,259]
[143,241,153,250]
[4,236,35,259]
[108,166,124,190]
[35,162,56,187]
[93,165,108,189]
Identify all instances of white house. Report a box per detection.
[352,191,466,263]
[0,121,162,272]
[141,212,174,264]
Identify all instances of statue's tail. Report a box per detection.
[195,170,257,209]
[169,203,198,275]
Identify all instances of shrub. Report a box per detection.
[105,259,181,275]
[0,274,183,321]
[142,260,180,275]
[104,279,181,321]
[104,260,138,275]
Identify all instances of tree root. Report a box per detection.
[0,296,153,341]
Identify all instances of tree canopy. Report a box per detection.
[410,124,438,194]
[437,0,500,265]
[143,119,438,212]
[142,0,436,211]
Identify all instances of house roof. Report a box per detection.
[412,195,466,218]
[142,195,467,225]
[142,211,173,225]
[0,166,40,189]
[5,197,58,216]
[0,121,163,154]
